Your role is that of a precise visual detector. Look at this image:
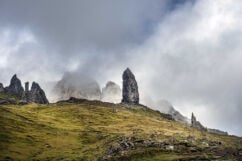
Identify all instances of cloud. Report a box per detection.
[0,0,241,135]
[129,0,242,135]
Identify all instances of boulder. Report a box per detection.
[0,98,17,105]
[121,68,139,104]
[5,74,24,98]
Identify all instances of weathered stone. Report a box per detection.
[5,74,24,98]
[25,82,29,92]
[191,113,206,131]
[29,82,49,104]
[0,83,4,93]
[0,98,17,105]
[207,128,228,135]
[121,68,139,104]
[18,100,28,105]
[22,82,31,102]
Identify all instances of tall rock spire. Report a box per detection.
[0,83,4,93]
[121,68,139,104]
[22,82,31,102]
[191,112,206,131]
[5,74,24,98]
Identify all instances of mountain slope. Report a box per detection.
[0,98,241,160]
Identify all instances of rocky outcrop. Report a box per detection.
[208,128,228,135]
[101,81,121,103]
[29,82,49,104]
[154,100,190,124]
[0,83,4,93]
[0,98,17,105]
[121,68,139,104]
[191,113,206,131]
[0,74,49,104]
[22,82,31,102]
[5,74,24,98]
[51,72,101,102]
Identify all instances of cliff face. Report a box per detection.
[121,68,139,104]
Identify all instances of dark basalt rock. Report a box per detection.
[22,82,31,102]
[0,98,17,105]
[121,68,139,104]
[18,100,28,105]
[5,74,24,98]
[191,113,206,131]
[29,82,49,104]
[1,75,49,104]
[0,83,4,93]
[207,128,228,135]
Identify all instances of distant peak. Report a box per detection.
[124,67,131,73]
[11,74,18,80]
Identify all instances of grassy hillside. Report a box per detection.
[0,97,241,161]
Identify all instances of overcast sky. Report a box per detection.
[0,0,242,136]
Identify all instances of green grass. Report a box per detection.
[0,98,241,160]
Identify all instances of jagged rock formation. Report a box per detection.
[1,74,48,104]
[191,113,206,131]
[29,82,49,104]
[101,81,121,103]
[0,83,4,93]
[51,72,101,102]
[147,97,191,124]
[168,107,190,124]
[121,68,139,104]
[5,74,24,98]
[208,128,228,135]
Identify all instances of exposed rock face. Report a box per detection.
[0,74,48,104]
[191,113,206,131]
[101,81,121,103]
[51,72,101,102]
[121,68,139,104]
[0,98,17,105]
[155,100,190,124]
[22,82,31,102]
[29,82,49,104]
[0,83,4,93]
[5,74,24,98]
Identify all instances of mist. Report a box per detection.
[0,0,242,136]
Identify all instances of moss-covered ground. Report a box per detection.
[0,97,241,160]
